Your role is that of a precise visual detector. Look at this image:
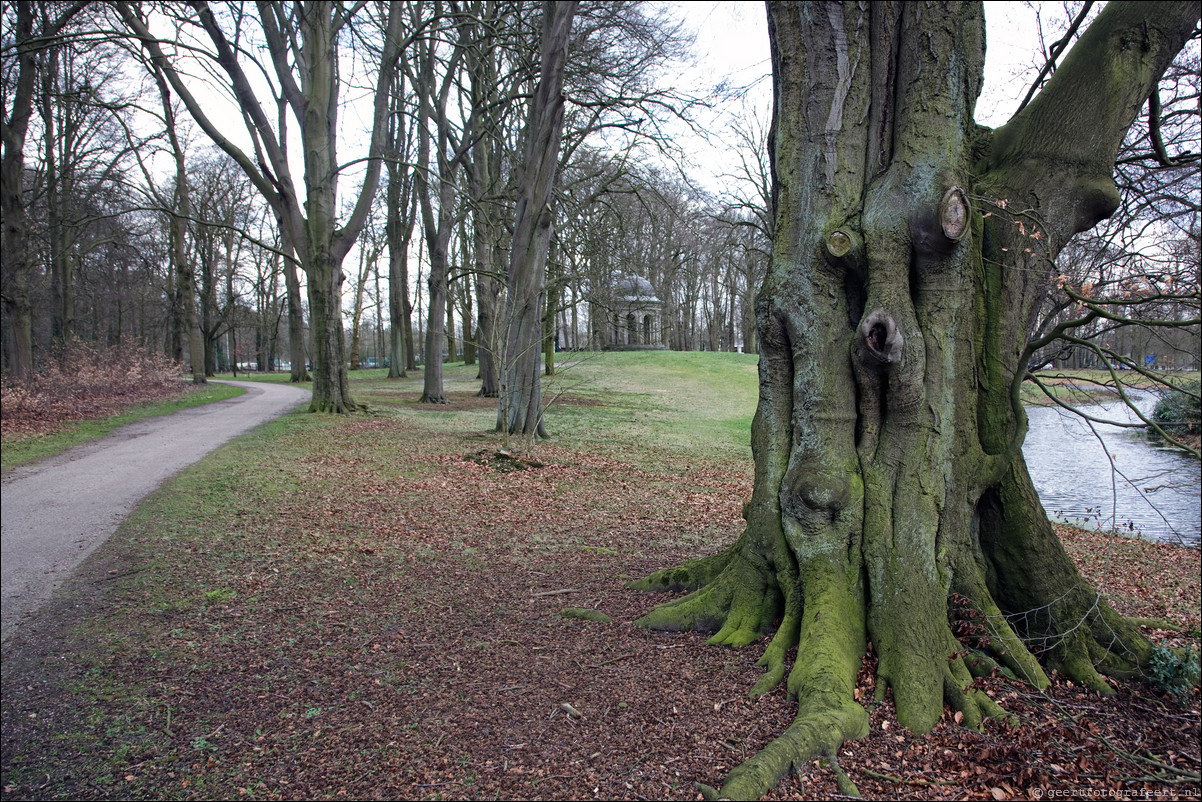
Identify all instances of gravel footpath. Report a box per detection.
[0,380,308,645]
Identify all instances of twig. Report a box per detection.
[531,588,579,597]
[1101,737,1202,781]
[102,567,147,581]
[859,767,957,787]
[587,652,636,668]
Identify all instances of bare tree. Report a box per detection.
[1,0,88,381]
[496,0,576,438]
[384,67,418,379]
[407,0,473,404]
[115,0,408,411]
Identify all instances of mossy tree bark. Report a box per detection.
[632,3,1199,799]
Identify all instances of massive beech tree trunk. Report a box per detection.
[633,3,1198,799]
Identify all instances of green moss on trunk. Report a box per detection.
[632,2,1196,799]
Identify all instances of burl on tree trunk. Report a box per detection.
[631,2,1199,799]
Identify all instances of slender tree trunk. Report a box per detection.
[386,214,413,378]
[282,248,309,382]
[391,220,420,379]
[349,244,374,371]
[445,282,456,363]
[164,102,204,382]
[421,241,450,402]
[384,77,415,380]
[460,269,476,366]
[542,279,557,376]
[470,147,503,395]
[412,10,462,404]
[498,1,577,437]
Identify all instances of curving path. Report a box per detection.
[1,380,309,644]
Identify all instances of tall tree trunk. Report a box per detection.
[632,3,1198,799]
[385,205,414,378]
[116,1,404,412]
[1,1,39,383]
[385,76,416,380]
[349,243,375,371]
[470,137,503,395]
[497,0,577,437]
[156,65,205,384]
[421,238,450,402]
[275,98,310,385]
[282,246,309,383]
[303,244,355,411]
[386,226,409,378]
[445,281,456,363]
[411,6,462,405]
[459,261,476,366]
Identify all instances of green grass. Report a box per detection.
[1,382,245,471]
[338,352,760,465]
[542,351,759,463]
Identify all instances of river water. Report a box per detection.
[1022,392,1200,547]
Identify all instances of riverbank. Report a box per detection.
[1055,522,1200,632]
[1021,368,1199,405]
[1022,369,1200,459]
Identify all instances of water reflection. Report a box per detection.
[1022,391,1200,547]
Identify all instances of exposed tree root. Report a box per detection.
[696,697,868,801]
[630,486,1154,800]
[308,398,364,414]
[978,461,1155,693]
[631,546,781,647]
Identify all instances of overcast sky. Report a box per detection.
[669,1,1063,187]
[675,1,1057,119]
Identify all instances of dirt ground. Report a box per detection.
[1,400,1199,801]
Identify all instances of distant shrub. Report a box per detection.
[1,339,183,434]
[1152,379,1200,432]
[1148,645,1201,700]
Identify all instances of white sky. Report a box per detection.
[166,2,1059,208]
[667,1,1076,189]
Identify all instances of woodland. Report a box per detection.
[2,1,1201,800]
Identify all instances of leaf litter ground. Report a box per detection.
[1,390,1198,801]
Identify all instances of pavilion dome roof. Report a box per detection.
[615,274,659,303]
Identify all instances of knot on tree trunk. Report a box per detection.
[856,308,902,368]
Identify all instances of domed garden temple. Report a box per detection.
[592,274,665,349]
